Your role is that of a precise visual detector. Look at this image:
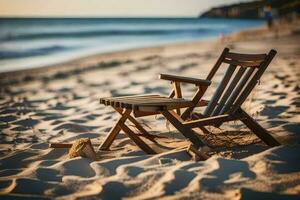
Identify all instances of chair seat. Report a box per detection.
[100,94,195,112]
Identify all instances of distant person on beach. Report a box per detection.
[263,4,280,38]
[219,32,226,43]
[263,4,273,29]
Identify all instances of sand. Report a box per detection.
[0,23,300,199]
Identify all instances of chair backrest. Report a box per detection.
[203,48,277,116]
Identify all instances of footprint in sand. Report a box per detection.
[0,115,17,123]
[282,123,300,135]
[13,118,39,127]
[53,123,95,133]
[200,158,256,192]
[239,188,300,200]
[259,105,289,118]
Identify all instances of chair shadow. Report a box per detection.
[239,188,300,200]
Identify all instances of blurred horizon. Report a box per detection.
[0,17,264,72]
[0,0,250,18]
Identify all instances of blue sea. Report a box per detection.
[0,18,264,72]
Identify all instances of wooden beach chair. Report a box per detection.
[98,48,280,155]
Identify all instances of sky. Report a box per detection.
[0,0,250,17]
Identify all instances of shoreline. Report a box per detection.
[1,17,266,76]
[0,37,218,85]
[2,17,298,80]
[0,20,267,79]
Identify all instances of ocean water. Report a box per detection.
[0,18,264,72]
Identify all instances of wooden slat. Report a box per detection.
[183,114,234,128]
[223,58,262,67]
[212,67,246,116]
[122,99,192,107]
[103,95,164,106]
[103,96,191,110]
[161,110,206,148]
[102,94,160,100]
[100,98,105,104]
[117,97,186,103]
[100,94,161,105]
[112,96,164,101]
[127,99,190,105]
[103,96,194,111]
[104,99,111,106]
[106,96,180,103]
[203,64,237,116]
[229,49,277,114]
[225,52,267,61]
[159,74,211,86]
[206,47,229,80]
[219,67,255,115]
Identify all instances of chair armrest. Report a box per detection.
[159,74,211,86]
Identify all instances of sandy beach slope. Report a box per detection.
[0,24,300,199]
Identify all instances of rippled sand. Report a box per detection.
[0,27,300,199]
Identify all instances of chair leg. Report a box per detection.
[114,108,155,141]
[99,108,156,154]
[119,122,156,154]
[161,110,206,148]
[238,108,280,147]
[98,109,131,150]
